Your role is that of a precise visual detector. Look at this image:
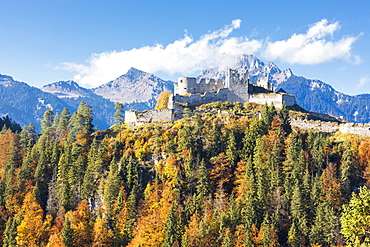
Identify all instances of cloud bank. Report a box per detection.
[60,19,361,88]
[262,19,361,65]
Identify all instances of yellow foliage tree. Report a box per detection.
[155,91,172,110]
[128,182,173,247]
[66,200,93,246]
[92,216,114,247]
[16,192,52,247]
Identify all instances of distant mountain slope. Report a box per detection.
[0,75,115,130]
[93,67,174,109]
[41,80,97,98]
[0,74,68,129]
[2,55,370,130]
[41,80,115,129]
[277,76,370,122]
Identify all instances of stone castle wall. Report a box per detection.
[291,120,370,136]
[248,93,296,108]
[175,77,223,95]
[174,88,251,107]
[125,109,173,127]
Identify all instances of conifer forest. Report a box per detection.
[0,101,370,246]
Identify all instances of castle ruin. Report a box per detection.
[125,68,296,127]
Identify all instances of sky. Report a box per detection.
[0,0,369,95]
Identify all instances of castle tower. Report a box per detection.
[174,77,197,95]
[226,68,240,88]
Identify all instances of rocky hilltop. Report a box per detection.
[93,67,174,108]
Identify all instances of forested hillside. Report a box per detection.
[0,101,369,246]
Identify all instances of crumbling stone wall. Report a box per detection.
[291,120,370,136]
[125,109,173,127]
[249,93,296,108]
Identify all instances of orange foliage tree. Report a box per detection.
[16,192,52,246]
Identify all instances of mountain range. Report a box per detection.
[1,55,369,130]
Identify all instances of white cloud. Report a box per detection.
[60,18,361,88]
[262,19,360,65]
[60,19,262,87]
[357,76,370,88]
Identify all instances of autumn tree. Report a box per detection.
[155,91,172,110]
[16,192,52,247]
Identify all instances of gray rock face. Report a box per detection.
[41,80,96,98]
[92,67,174,108]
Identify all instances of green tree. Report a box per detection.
[242,118,262,160]
[341,186,370,245]
[310,201,339,245]
[163,204,181,247]
[3,215,22,247]
[40,110,54,136]
[56,108,71,141]
[278,103,292,136]
[114,102,125,124]
[226,130,237,168]
[62,216,74,247]
[103,157,121,223]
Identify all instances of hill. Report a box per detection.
[0,102,368,246]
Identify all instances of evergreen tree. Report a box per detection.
[242,118,262,160]
[340,143,361,201]
[287,220,300,247]
[104,157,121,223]
[3,215,21,247]
[163,204,181,247]
[278,103,292,136]
[40,110,54,141]
[221,228,233,247]
[56,107,71,141]
[310,201,338,245]
[341,186,370,245]
[62,216,74,247]
[226,130,237,168]
[290,185,309,245]
[114,102,125,124]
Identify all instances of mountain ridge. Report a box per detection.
[1,55,370,129]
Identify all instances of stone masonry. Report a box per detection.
[125,68,296,127]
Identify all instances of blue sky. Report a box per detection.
[0,0,369,95]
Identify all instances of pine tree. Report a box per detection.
[3,215,21,247]
[278,103,292,136]
[103,157,120,223]
[287,220,300,247]
[341,186,370,245]
[195,160,210,208]
[290,184,309,245]
[241,118,262,161]
[114,102,125,124]
[310,201,338,245]
[56,108,70,142]
[163,204,181,247]
[226,130,237,168]
[62,216,74,247]
[40,110,54,139]
[221,228,233,247]
[340,143,361,201]
[33,146,51,210]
